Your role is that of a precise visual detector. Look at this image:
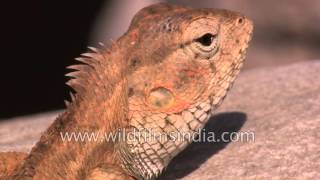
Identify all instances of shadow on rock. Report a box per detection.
[159,112,247,179]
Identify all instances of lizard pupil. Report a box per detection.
[196,33,215,46]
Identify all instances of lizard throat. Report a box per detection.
[117,97,222,179]
[117,61,244,180]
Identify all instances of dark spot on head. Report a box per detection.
[151,46,172,64]
[165,118,171,125]
[235,39,240,44]
[128,88,134,97]
[185,15,193,21]
[148,8,157,14]
[130,58,141,68]
[210,62,216,73]
[194,53,199,59]
[202,11,210,16]
[163,4,173,11]
[174,81,183,89]
[162,23,173,32]
[154,100,161,107]
[175,73,189,89]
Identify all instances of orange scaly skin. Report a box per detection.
[0,3,253,180]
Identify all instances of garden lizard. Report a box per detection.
[0,3,253,180]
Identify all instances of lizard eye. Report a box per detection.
[195,33,216,46]
[189,32,219,59]
[182,18,220,59]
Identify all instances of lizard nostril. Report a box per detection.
[237,17,244,25]
[238,18,243,23]
[128,88,135,97]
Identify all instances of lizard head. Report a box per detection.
[115,3,253,179]
[66,3,252,179]
[126,4,253,114]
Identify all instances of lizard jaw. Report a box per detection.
[118,97,217,179]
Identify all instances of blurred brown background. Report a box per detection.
[1,0,319,118]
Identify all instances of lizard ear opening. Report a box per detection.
[147,87,174,109]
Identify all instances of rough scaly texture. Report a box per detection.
[0,3,253,180]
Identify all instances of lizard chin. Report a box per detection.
[117,96,218,179]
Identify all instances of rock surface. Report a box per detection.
[1,61,320,179]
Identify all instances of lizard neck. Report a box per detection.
[13,48,130,179]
